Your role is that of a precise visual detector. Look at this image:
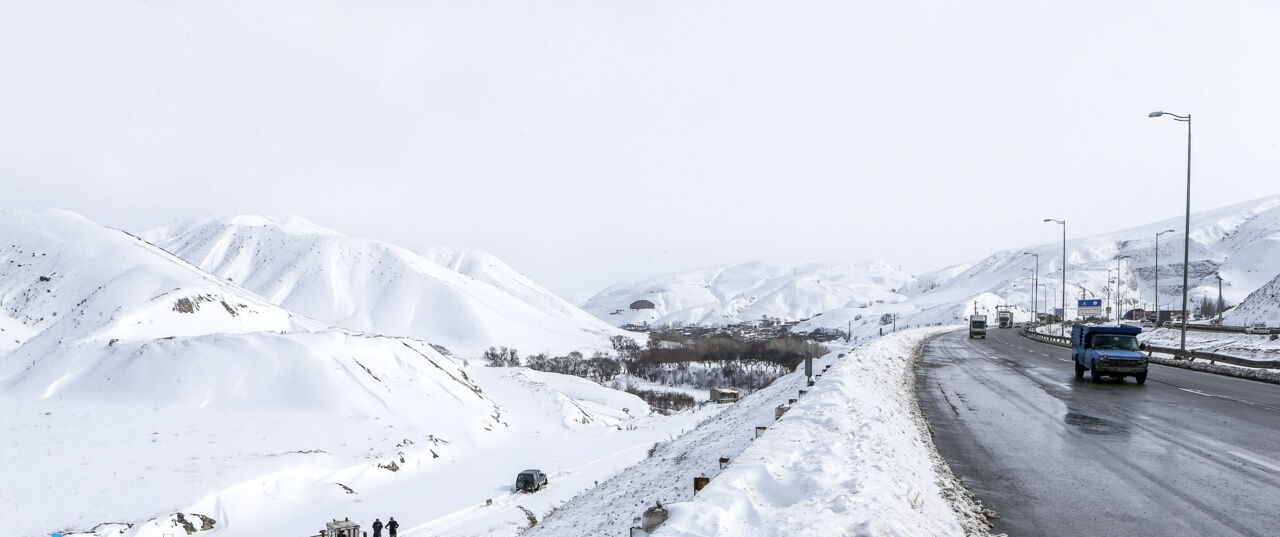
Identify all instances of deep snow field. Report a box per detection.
[4,357,718,537]
[5,328,990,537]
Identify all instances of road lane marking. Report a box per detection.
[1041,353,1050,357]
[1178,388,1213,397]
[1229,450,1280,474]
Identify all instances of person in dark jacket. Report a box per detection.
[371,518,383,537]
[387,517,399,537]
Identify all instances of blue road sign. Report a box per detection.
[1078,299,1102,307]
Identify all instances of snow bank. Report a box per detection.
[653,327,991,537]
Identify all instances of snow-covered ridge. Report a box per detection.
[0,210,317,358]
[143,214,638,358]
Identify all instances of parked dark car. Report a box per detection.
[515,469,548,492]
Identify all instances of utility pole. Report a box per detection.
[1216,273,1224,324]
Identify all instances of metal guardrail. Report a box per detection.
[1173,323,1277,336]
[1018,328,1280,370]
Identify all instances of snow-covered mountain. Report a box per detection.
[581,261,915,328]
[143,215,635,358]
[586,195,1280,337]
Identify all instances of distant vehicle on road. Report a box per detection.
[1071,324,1148,384]
[1014,322,1024,328]
[1245,323,1270,335]
[515,469,548,492]
[998,310,1013,329]
[1141,320,1154,328]
[969,315,988,338]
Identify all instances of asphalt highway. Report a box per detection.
[917,327,1280,537]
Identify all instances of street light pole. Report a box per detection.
[1039,283,1048,322]
[1044,218,1067,335]
[1149,110,1192,352]
[1115,255,1130,325]
[1154,228,1175,326]
[1107,268,1116,323]
[1023,252,1039,325]
[1216,273,1223,324]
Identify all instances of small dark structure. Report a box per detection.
[323,518,360,537]
[629,299,656,310]
[693,476,711,492]
[709,387,740,403]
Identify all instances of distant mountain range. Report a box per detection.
[584,194,1280,336]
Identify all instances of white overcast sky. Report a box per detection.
[3,1,1279,299]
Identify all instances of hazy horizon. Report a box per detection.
[5,1,1279,298]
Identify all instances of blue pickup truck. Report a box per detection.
[1071,324,1148,384]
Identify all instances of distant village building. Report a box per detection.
[709,387,740,403]
[630,299,656,310]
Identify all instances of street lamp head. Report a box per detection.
[1148,111,1164,118]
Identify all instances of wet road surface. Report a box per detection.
[917,328,1280,537]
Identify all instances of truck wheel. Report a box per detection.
[1135,373,1147,385]
[1075,361,1084,379]
[1091,369,1103,383]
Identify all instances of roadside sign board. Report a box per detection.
[1078,299,1102,317]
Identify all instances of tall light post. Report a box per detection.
[1106,268,1117,322]
[1044,218,1067,335]
[1039,283,1049,323]
[1115,255,1130,325]
[1023,252,1039,325]
[1149,110,1192,352]
[1215,273,1224,324]
[1154,228,1175,325]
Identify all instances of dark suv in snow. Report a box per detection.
[515,469,548,492]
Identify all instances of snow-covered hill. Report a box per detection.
[586,195,1280,338]
[0,210,679,537]
[1225,272,1280,326]
[143,215,635,358]
[582,261,914,328]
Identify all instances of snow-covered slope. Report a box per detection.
[143,215,635,358]
[582,261,914,327]
[0,209,684,537]
[0,210,316,358]
[1224,272,1280,326]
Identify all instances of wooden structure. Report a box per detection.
[709,387,740,403]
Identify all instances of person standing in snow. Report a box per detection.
[372,518,383,537]
[387,517,399,537]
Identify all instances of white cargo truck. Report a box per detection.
[969,315,988,338]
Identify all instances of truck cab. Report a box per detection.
[1071,324,1147,384]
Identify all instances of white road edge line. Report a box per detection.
[1178,388,1214,397]
[1229,450,1280,474]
